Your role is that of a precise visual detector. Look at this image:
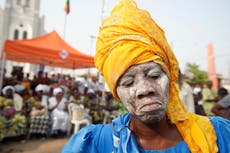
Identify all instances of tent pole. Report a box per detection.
[0,52,6,90]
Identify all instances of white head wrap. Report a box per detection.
[35,84,45,92]
[2,85,15,96]
[14,84,26,93]
[87,88,95,95]
[53,87,63,96]
[43,85,51,93]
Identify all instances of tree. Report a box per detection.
[184,63,208,85]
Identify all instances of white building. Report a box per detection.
[0,0,45,77]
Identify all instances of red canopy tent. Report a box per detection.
[1,31,95,69]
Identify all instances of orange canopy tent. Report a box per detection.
[1,31,95,69]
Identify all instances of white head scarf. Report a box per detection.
[14,84,26,93]
[87,88,95,95]
[35,84,45,92]
[2,85,15,96]
[53,87,63,96]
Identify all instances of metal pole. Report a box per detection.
[62,14,67,74]
[63,14,67,39]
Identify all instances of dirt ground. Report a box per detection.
[0,136,70,153]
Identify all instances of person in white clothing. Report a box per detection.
[48,87,71,136]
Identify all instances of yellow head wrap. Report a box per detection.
[95,0,218,152]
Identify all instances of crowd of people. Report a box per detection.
[0,65,229,143]
[0,70,122,141]
[177,72,230,120]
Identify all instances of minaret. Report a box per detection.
[207,43,218,92]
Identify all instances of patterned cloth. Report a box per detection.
[0,97,27,140]
[27,96,50,135]
[29,116,50,134]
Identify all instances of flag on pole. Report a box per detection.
[64,0,70,14]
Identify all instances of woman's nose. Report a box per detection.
[136,78,156,99]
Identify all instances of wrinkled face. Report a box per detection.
[116,62,169,124]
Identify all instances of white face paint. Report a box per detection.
[116,62,169,124]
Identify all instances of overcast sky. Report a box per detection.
[1,0,230,78]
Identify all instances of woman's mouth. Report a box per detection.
[140,102,162,112]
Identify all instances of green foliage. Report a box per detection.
[184,63,208,85]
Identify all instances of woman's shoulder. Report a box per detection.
[209,116,230,128]
[209,116,230,153]
[62,124,113,153]
[209,116,230,139]
[72,123,112,137]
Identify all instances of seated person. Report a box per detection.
[82,89,104,124]
[48,87,71,136]
[0,86,27,141]
[69,87,82,105]
[102,91,120,123]
[68,86,91,123]
[26,84,49,138]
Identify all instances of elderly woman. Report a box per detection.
[48,87,71,136]
[0,86,26,141]
[62,0,230,153]
[26,84,49,139]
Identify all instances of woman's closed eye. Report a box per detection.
[147,70,161,79]
[120,77,134,87]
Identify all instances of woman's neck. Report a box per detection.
[129,115,182,150]
[129,115,170,137]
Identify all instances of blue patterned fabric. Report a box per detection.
[62,114,230,153]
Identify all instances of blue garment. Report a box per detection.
[62,113,230,153]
